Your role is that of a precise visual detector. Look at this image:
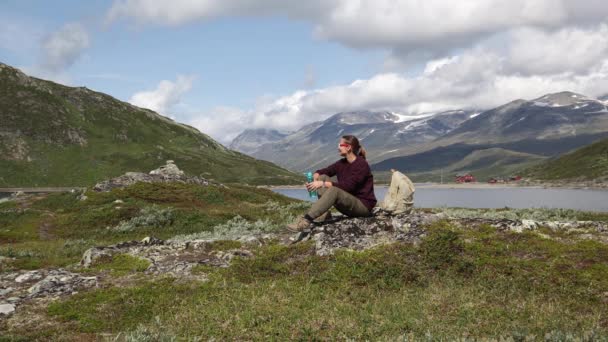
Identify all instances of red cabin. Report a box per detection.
[455,173,476,183]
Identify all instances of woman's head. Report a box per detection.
[339,135,367,159]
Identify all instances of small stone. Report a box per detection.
[6,297,20,303]
[0,303,15,315]
[113,199,124,204]
[0,287,14,296]
[15,271,42,283]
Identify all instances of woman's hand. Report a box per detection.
[306,180,324,191]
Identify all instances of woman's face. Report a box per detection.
[338,139,351,156]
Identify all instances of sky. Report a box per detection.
[2,0,608,144]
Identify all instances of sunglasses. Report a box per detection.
[339,143,351,147]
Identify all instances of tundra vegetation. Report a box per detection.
[1,182,608,340]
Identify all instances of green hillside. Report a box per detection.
[0,63,302,186]
[373,148,545,183]
[524,137,608,181]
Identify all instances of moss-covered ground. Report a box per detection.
[1,183,608,340]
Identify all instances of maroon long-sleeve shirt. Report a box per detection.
[315,157,377,210]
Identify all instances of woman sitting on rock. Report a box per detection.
[286,135,377,232]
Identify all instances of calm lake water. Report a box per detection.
[272,186,608,212]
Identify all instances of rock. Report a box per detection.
[0,303,15,315]
[141,236,164,245]
[149,160,184,176]
[113,199,124,204]
[15,271,43,283]
[80,246,119,267]
[11,191,24,197]
[0,287,14,296]
[93,161,218,192]
[27,270,97,298]
[307,211,431,256]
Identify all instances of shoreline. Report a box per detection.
[261,182,608,190]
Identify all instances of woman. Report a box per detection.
[286,135,377,232]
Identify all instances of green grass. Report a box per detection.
[91,254,151,276]
[39,223,608,340]
[524,137,608,181]
[0,182,303,270]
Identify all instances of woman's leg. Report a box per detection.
[307,178,370,219]
[332,188,371,217]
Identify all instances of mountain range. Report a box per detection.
[231,91,608,180]
[0,62,302,187]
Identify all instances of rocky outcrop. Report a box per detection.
[80,236,257,279]
[93,160,220,192]
[0,269,98,317]
[298,209,608,255]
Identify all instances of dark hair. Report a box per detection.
[341,135,367,159]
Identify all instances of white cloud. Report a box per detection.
[507,24,608,75]
[18,22,90,85]
[107,0,608,56]
[129,75,195,116]
[41,23,90,72]
[189,106,249,144]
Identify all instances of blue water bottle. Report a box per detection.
[306,171,318,199]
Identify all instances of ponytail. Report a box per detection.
[359,146,367,159]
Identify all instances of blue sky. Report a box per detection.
[1,1,386,114]
[2,1,608,143]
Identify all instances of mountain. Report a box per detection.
[0,63,302,186]
[229,128,290,155]
[241,110,472,171]
[441,92,608,144]
[523,136,608,181]
[372,91,608,176]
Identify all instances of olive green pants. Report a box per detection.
[307,175,372,219]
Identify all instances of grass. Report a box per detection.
[91,254,151,276]
[38,223,608,340]
[0,182,304,271]
[2,182,608,339]
[524,137,608,181]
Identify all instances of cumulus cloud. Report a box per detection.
[106,0,608,57]
[41,23,90,72]
[507,24,608,75]
[129,75,195,116]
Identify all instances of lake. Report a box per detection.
[272,186,608,212]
